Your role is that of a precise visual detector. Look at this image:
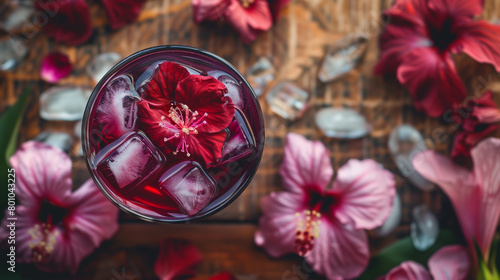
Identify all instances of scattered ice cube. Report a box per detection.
[315,107,372,138]
[159,161,217,216]
[0,1,34,32]
[374,193,402,237]
[39,86,92,121]
[94,132,165,193]
[221,109,256,162]
[266,82,310,121]
[318,33,369,83]
[0,35,28,71]
[411,205,439,251]
[86,52,122,83]
[388,125,434,191]
[245,57,275,97]
[96,75,140,139]
[34,131,74,154]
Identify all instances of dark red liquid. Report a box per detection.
[83,47,264,222]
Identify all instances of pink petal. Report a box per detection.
[40,52,72,83]
[68,179,119,248]
[9,141,73,206]
[454,20,500,72]
[100,0,147,30]
[427,0,483,21]
[397,47,467,117]
[472,107,500,124]
[471,138,500,259]
[223,0,273,44]
[279,133,333,194]
[255,191,303,258]
[0,205,38,264]
[428,245,470,280]
[192,0,231,23]
[413,151,480,253]
[332,159,396,230]
[306,220,369,279]
[154,239,203,280]
[386,261,432,280]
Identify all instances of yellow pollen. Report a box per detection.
[182,128,190,134]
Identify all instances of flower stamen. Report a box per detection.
[28,223,59,264]
[294,210,321,256]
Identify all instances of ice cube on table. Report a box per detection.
[208,70,246,110]
[0,35,28,71]
[245,57,275,97]
[94,132,165,193]
[40,86,92,121]
[266,82,310,121]
[221,109,256,162]
[97,75,140,140]
[86,52,122,83]
[159,161,217,216]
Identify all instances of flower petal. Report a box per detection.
[427,0,483,21]
[386,261,432,280]
[332,159,396,230]
[186,130,227,165]
[306,220,369,279]
[137,100,175,153]
[9,141,72,206]
[413,151,480,253]
[209,272,236,280]
[0,206,38,264]
[471,137,500,259]
[100,0,147,30]
[175,75,235,133]
[397,48,467,117]
[142,62,190,106]
[454,20,500,72]
[255,191,303,258]
[223,0,273,44]
[279,133,333,194]
[68,179,119,248]
[192,0,231,23]
[428,245,470,280]
[35,0,92,45]
[451,125,500,162]
[40,52,72,83]
[154,239,203,280]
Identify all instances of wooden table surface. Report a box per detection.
[2,0,500,279]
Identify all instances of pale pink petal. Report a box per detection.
[223,0,273,44]
[9,141,72,206]
[413,151,480,253]
[69,179,119,247]
[473,107,500,124]
[279,133,333,194]
[386,261,432,280]
[255,191,303,257]
[154,239,203,280]
[428,245,470,280]
[306,220,369,279]
[40,52,72,83]
[471,138,500,259]
[192,0,231,23]
[0,205,38,264]
[332,159,396,230]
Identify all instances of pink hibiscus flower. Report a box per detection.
[413,137,500,264]
[375,0,500,117]
[378,245,470,280]
[0,141,119,274]
[449,92,500,163]
[255,133,396,279]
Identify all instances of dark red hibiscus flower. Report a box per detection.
[450,91,500,163]
[100,0,147,30]
[137,62,235,165]
[375,0,500,117]
[35,0,93,45]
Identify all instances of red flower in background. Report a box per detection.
[35,0,93,45]
[154,239,203,280]
[100,0,147,30]
[450,91,500,163]
[375,0,500,117]
[192,0,231,23]
[137,62,235,165]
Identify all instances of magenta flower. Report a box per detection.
[154,239,203,280]
[0,141,119,274]
[255,133,395,279]
[375,0,500,117]
[379,245,470,280]
[40,52,72,83]
[413,138,500,263]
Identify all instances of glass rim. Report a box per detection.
[82,45,264,223]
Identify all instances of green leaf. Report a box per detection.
[0,85,32,217]
[357,230,462,280]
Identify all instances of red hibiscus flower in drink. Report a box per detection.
[255,133,396,279]
[449,91,500,163]
[137,62,235,166]
[375,0,500,117]
[0,141,119,274]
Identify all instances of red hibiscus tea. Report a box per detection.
[82,46,264,222]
